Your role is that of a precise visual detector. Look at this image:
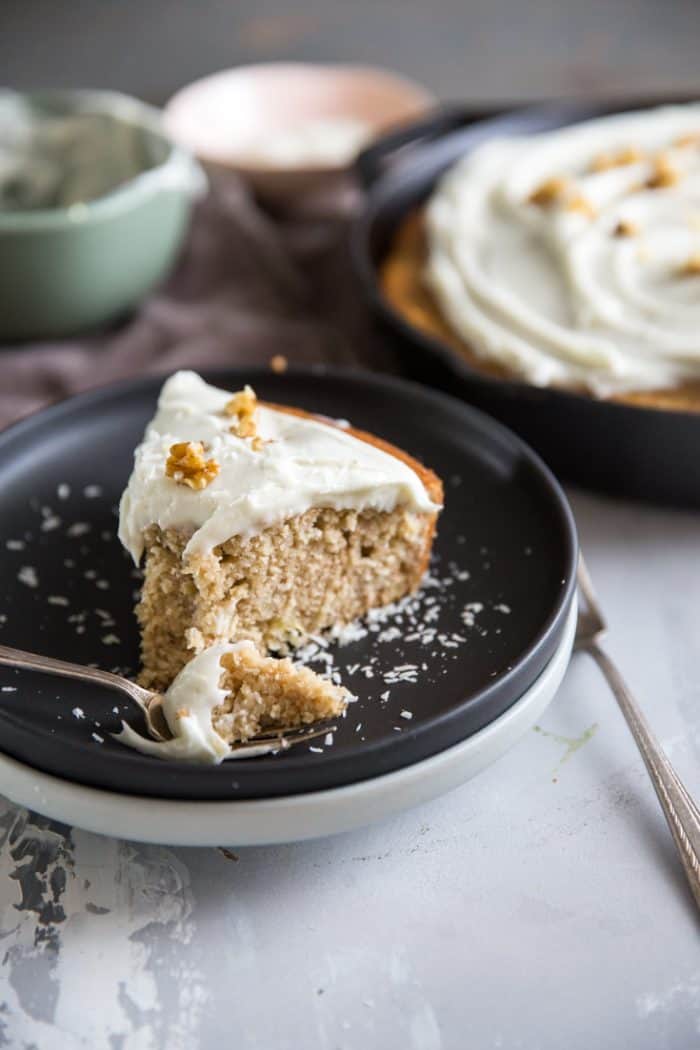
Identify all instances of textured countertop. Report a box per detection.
[0,487,698,1049]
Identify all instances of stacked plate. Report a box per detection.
[0,369,576,844]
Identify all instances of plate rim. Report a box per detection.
[0,365,578,798]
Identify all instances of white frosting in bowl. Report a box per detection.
[118,371,439,562]
[242,118,372,169]
[426,103,700,396]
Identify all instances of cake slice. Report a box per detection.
[119,371,443,691]
[117,640,348,763]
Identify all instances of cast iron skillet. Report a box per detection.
[0,368,576,800]
[352,97,700,507]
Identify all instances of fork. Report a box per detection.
[0,644,336,756]
[576,555,700,910]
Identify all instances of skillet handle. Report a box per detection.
[355,104,498,189]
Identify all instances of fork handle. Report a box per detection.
[588,641,700,910]
[0,643,148,705]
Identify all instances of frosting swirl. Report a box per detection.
[426,103,700,396]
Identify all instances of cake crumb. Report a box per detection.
[57,483,71,500]
[269,354,288,374]
[72,707,85,719]
[165,441,220,490]
[48,595,69,606]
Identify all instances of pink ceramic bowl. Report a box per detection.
[163,63,435,198]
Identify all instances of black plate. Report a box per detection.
[353,99,700,507]
[0,368,576,800]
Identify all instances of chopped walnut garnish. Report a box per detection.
[235,416,257,439]
[675,132,700,149]
[678,252,700,276]
[565,193,597,218]
[612,219,639,238]
[269,354,288,374]
[165,441,220,490]
[646,154,680,189]
[589,146,645,173]
[224,384,257,421]
[175,707,191,719]
[223,385,265,446]
[527,176,571,207]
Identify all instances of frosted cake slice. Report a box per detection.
[118,371,443,691]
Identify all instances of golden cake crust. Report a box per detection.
[379,208,700,413]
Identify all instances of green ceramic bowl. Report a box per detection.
[0,90,206,340]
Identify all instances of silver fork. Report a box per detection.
[0,644,336,756]
[576,555,700,910]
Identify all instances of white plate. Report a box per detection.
[0,600,576,846]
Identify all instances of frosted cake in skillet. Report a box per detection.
[380,102,700,410]
[118,371,443,697]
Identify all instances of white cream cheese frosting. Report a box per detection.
[118,370,440,562]
[426,103,700,396]
[116,640,276,763]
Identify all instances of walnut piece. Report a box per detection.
[223,384,264,446]
[589,146,644,173]
[565,193,596,218]
[224,385,256,420]
[165,441,220,490]
[527,176,571,207]
[612,219,639,238]
[675,132,700,149]
[646,154,680,189]
[678,252,700,276]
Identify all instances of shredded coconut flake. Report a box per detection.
[67,522,91,537]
